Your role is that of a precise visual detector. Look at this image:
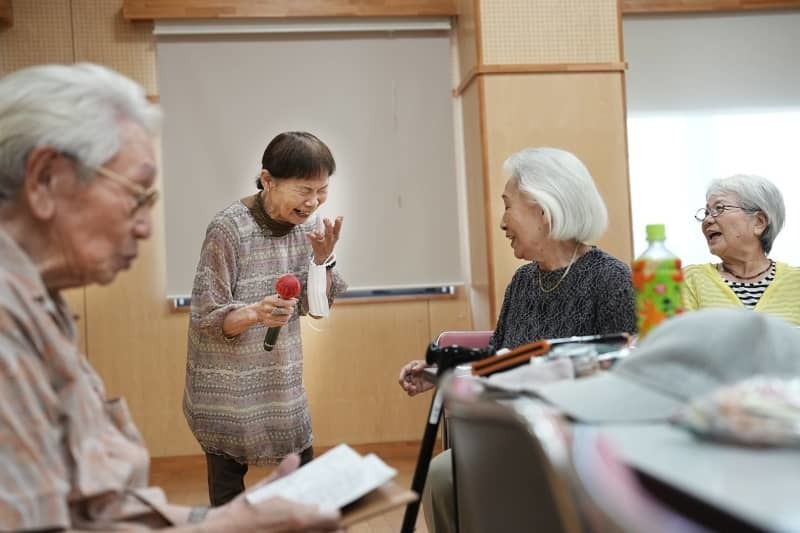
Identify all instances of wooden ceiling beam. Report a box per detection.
[0,0,13,27]
[622,0,800,15]
[123,0,458,20]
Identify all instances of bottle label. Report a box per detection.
[632,257,685,337]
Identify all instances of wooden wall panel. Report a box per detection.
[481,73,632,315]
[427,288,473,341]
[0,0,72,76]
[454,0,479,83]
[460,81,493,329]
[123,0,458,20]
[84,278,200,457]
[301,290,471,447]
[478,0,620,65]
[622,0,800,14]
[72,0,157,93]
[301,301,432,444]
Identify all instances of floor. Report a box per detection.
[150,452,429,532]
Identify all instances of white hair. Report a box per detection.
[706,174,785,254]
[503,147,608,242]
[0,62,162,202]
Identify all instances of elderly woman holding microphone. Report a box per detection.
[184,131,348,506]
[398,147,636,533]
[684,174,800,325]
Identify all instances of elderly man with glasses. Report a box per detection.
[683,174,800,325]
[0,63,342,531]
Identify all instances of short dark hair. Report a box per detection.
[256,131,335,190]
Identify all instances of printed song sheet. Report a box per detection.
[246,444,398,510]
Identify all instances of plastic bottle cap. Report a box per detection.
[646,224,666,241]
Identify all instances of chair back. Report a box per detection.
[444,378,581,533]
[436,330,493,349]
[433,330,492,450]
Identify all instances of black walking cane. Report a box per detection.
[400,342,491,533]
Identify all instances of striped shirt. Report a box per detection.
[0,229,177,530]
[721,262,776,309]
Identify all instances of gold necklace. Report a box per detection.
[538,243,581,293]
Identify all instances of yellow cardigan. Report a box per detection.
[682,262,800,326]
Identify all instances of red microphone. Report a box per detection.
[263,274,301,351]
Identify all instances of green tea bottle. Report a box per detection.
[632,224,685,337]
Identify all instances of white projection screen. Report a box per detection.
[156,23,463,297]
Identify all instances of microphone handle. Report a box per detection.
[263,326,282,351]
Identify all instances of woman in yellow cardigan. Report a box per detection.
[684,174,800,325]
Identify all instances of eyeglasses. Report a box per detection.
[94,165,159,217]
[61,152,158,218]
[694,204,751,222]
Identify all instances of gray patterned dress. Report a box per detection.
[488,247,636,352]
[183,196,346,465]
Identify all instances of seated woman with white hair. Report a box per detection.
[398,147,636,533]
[684,174,800,325]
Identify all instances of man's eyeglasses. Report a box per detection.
[94,165,159,217]
[694,204,751,222]
[61,152,158,217]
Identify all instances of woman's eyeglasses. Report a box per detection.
[694,205,751,222]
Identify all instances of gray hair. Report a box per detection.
[706,174,785,254]
[503,147,608,242]
[0,62,162,202]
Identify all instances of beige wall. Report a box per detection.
[460,81,493,330]
[0,0,472,457]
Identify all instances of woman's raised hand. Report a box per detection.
[307,216,343,265]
